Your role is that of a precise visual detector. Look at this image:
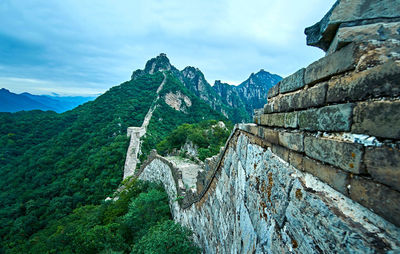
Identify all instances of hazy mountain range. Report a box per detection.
[0,88,96,113]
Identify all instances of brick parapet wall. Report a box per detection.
[252,24,400,226]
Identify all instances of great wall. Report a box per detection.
[125,0,400,252]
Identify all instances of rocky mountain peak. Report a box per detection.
[181,66,202,80]
[131,53,179,80]
[144,53,173,74]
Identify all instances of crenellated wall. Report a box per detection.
[138,127,400,253]
[134,1,400,253]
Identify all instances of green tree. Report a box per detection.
[132,220,200,254]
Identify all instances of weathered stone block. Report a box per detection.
[279,68,305,94]
[327,61,400,103]
[296,83,327,109]
[289,151,303,170]
[304,136,364,174]
[260,113,285,127]
[328,22,400,54]
[352,101,400,139]
[304,43,357,85]
[239,123,257,134]
[285,112,298,128]
[260,127,279,145]
[349,177,400,227]
[317,103,353,131]
[298,103,354,132]
[302,156,349,195]
[260,114,269,126]
[364,146,400,192]
[305,0,400,51]
[279,132,304,152]
[268,83,279,98]
[272,145,289,161]
[278,93,294,112]
[298,108,318,131]
[248,125,259,137]
[269,113,285,127]
[264,102,274,114]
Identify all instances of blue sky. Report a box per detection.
[0,0,335,96]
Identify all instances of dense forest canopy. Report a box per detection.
[0,70,229,253]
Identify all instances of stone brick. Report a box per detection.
[364,146,400,192]
[267,83,279,98]
[305,0,400,51]
[296,83,327,109]
[260,114,268,126]
[248,125,259,137]
[327,22,400,54]
[272,145,289,161]
[260,113,285,128]
[304,136,364,174]
[264,102,274,114]
[278,93,295,112]
[239,124,257,134]
[289,151,303,170]
[304,43,357,85]
[279,68,305,94]
[298,103,354,132]
[303,157,349,195]
[298,108,318,131]
[284,112,298,128]
[352,101,400,139]
[349,177,400,227]
[279,132,304,152]
[327,61,400,103]
[260,127,279,145]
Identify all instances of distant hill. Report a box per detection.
[213,70,282,117]
[0,88,96,113]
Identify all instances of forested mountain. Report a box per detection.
[131,54,281,122]
[213,70,282,116]
[0,54,279,253]
[0,56,226,253]
[0,88,95,113]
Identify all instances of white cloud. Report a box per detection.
[0,0,336,95]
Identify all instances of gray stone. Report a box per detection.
[278,93,295,112]
[284,112,298,128]
[327,61,400,103]
[138,130,400,252]
[279,68,305,94]
[352,101,400,139]
[349,177,400,227]
[278,132,304,152]
[272,144,289,161]
[260,113,285,127]
[364,146,400,192]
[328,22,400,53]
[304,136,364,174]
[296,83,327,109]
[304,43,357,85]
[305,0,400,51]
[289,151,303,170]
[267,83,279,98]
[263,101,274,114]
[302,156,349,195]
[260,127,279,145]
[298,103,354,132]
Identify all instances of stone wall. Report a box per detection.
[253,11,400,228]
[138,127,400,253]
[135,1,400,253]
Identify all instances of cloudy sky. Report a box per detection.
[0,0,335,96]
